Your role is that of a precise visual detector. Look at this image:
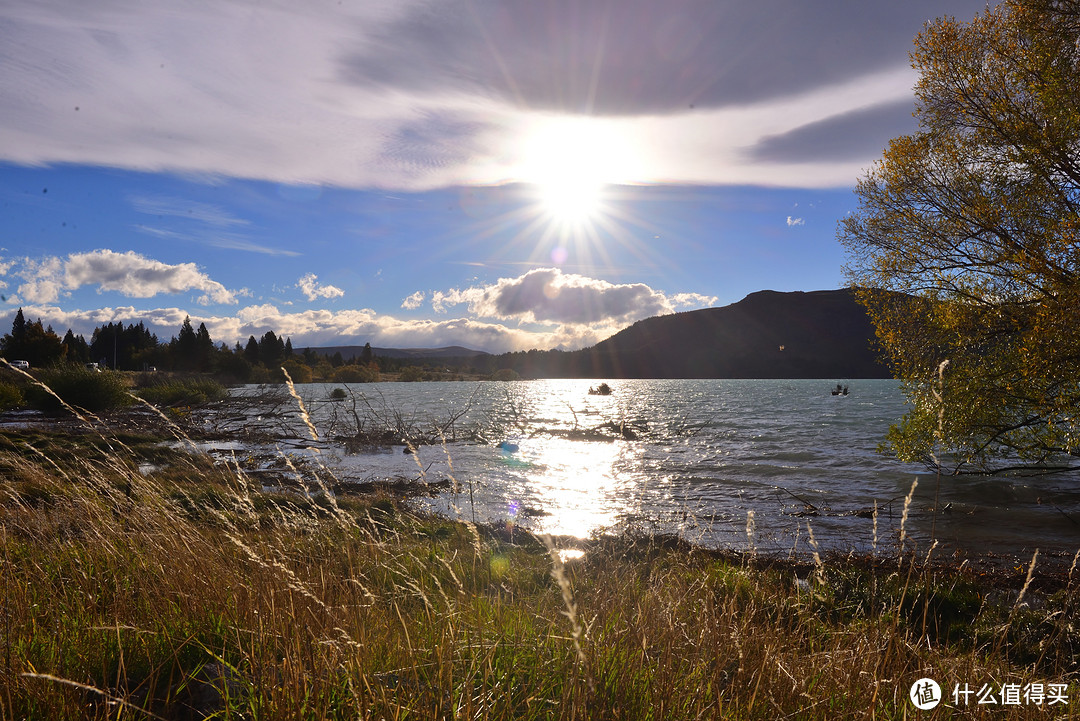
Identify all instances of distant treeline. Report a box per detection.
[0,309,380,383]
[0,307,607,383]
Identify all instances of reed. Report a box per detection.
[0,387,1077,719]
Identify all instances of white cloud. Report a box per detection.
[10,250,240,305]
[670,292,719,308]
[296,273,345,301]
[401,290,425,309]
[11,264,718,351]
[15,256,65,304]
[786,216,805,227]
[428,268,716,326]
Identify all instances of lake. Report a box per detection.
[220,378,1080,561]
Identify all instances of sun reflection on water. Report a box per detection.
[500,435,640,538]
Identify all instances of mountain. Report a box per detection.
[576,288,891,378]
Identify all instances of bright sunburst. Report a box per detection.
[519,116,638,228]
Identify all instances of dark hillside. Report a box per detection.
[581,289,889,378]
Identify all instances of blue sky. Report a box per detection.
[0,0,989,352]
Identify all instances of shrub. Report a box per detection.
[490,368,520,381]
[137,377,227,407]
[399,365,431,382]
[0,381,24,410]
[333,363,379,383]
[27,367,132,413]
[281,359,313,384]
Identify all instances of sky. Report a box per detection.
[0,0,990,353]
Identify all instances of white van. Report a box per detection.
[9,360,29,370]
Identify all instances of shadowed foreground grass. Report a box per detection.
[1,419,1078,719]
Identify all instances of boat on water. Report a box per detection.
[831,383,849,396]
[588,382,613,396]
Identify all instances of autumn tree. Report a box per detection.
[840,0,1080,472]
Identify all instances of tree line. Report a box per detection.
[0,308,379,383]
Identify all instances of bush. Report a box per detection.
[333,363,379,383]
[137,377,227,407]
[0,381,24,410]
[27,367,133,413]
[399,365,431,382]
[281,360,313,384]
[490,368,520,381]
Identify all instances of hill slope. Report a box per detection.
[580,288,890,378]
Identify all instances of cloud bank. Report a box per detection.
[428,268,715,326]
[0,0,990,190]
[8,267,717,353]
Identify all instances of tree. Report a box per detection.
[10,309,26,343]
[90,321,158,370]
[244,336,260,366]
[171,316,199,369]
[258,331,286,368]
[839,0,1080,472]
[195,322,215,371]
[1,312,64,368]
[62,330,90,364]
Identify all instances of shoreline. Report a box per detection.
[4,399,1079,580]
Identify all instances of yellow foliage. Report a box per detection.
[840,0,1080,472]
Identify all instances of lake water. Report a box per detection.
[221,379,1080,561]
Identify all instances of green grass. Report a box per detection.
[0,418,1078,718]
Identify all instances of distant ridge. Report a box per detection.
[301,345,490,361]
[579,288,890,378]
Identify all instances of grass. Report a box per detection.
[0,405,1078,718]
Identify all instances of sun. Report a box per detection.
[519,116,637,227]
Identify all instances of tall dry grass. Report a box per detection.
[0,383,1077,719]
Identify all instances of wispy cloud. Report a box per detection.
[131,194,300,255]
[786,216,805,227]
[129,195,250,227]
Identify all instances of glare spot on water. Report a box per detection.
[557,548,586,563]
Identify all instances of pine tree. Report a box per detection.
[244,336,260,366]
